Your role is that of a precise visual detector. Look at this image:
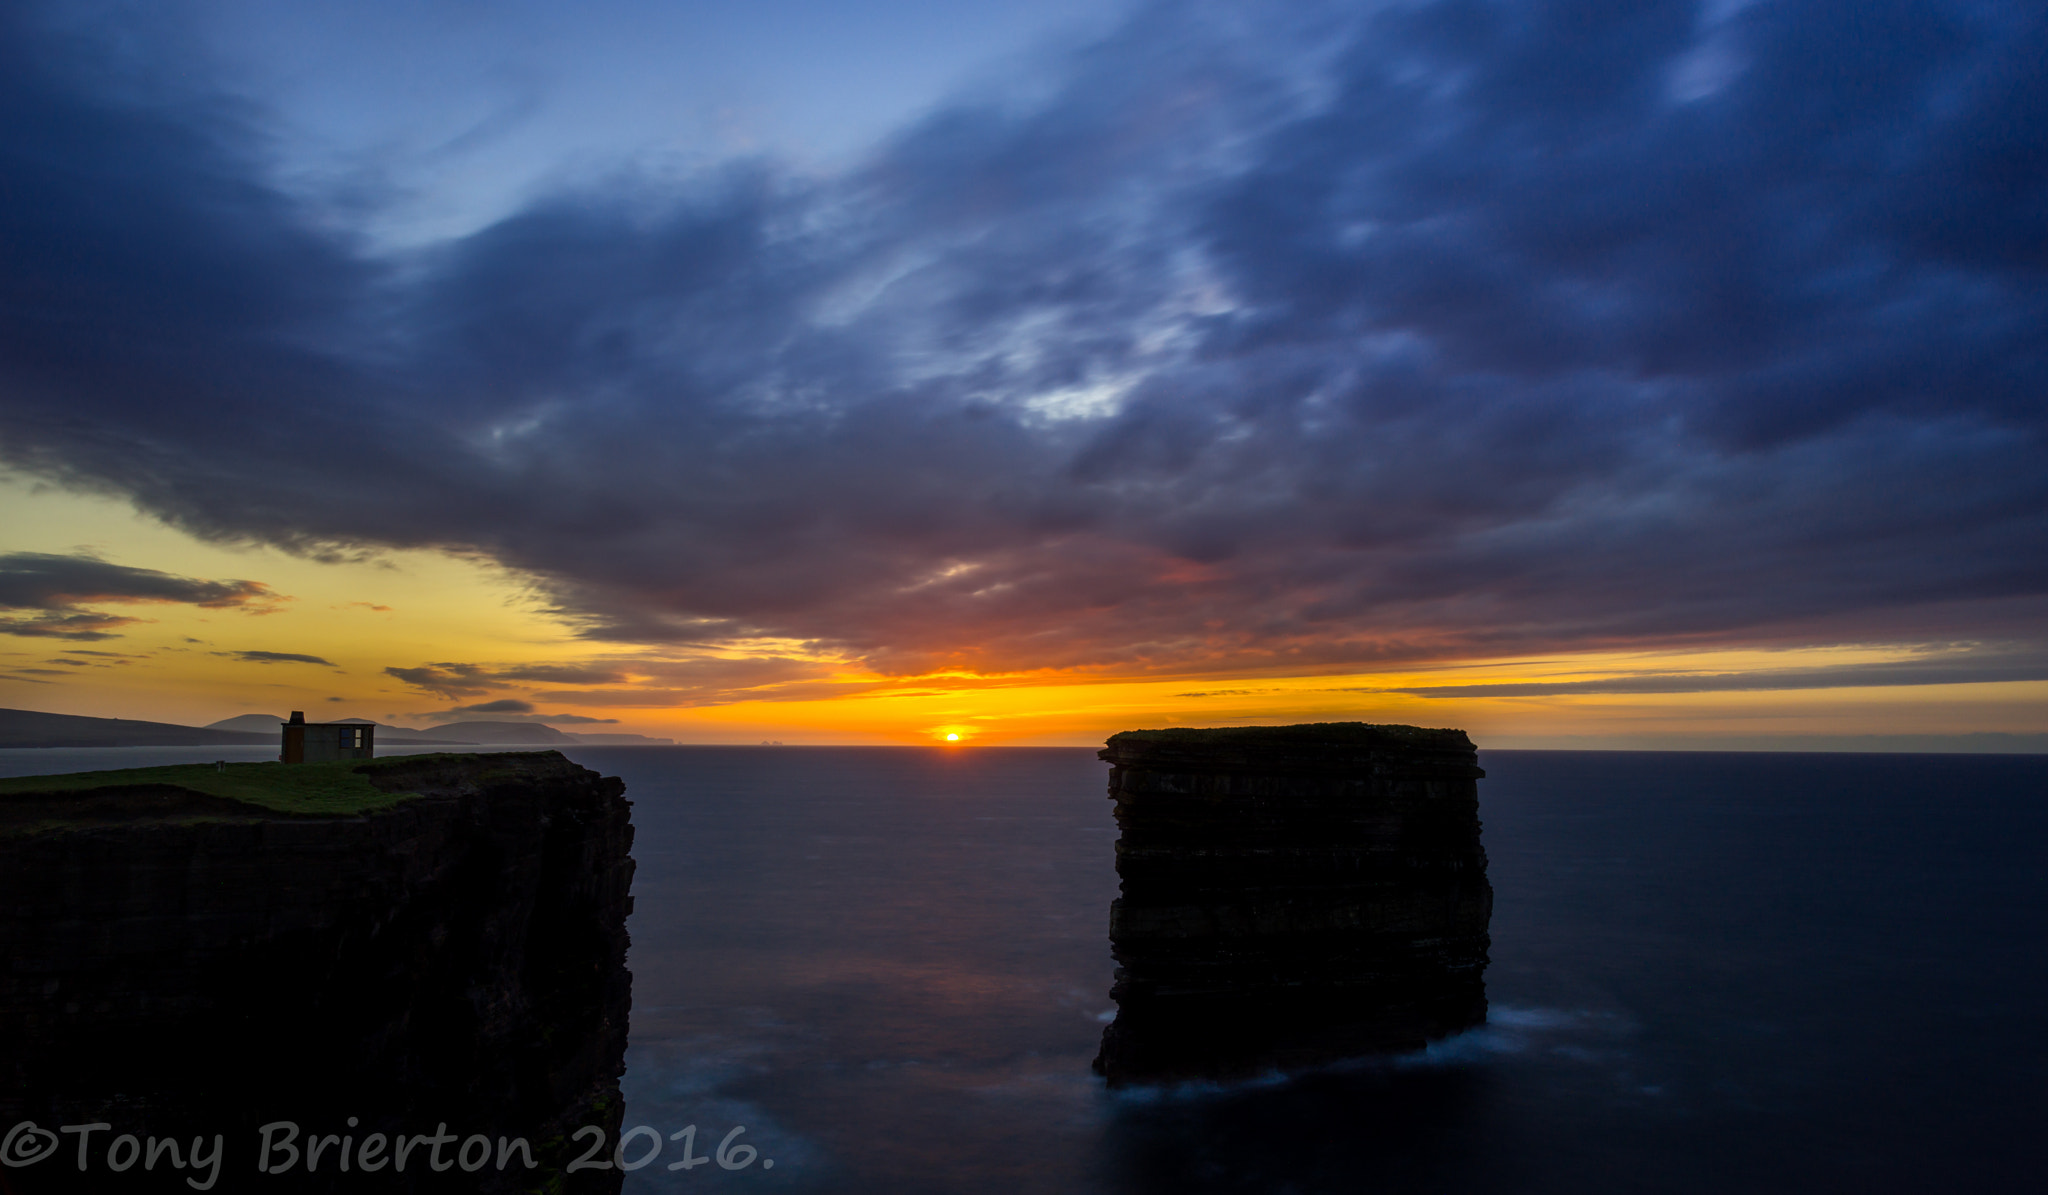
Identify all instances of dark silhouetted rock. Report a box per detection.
[0,751,633,1193]
[1094,723,1491,1085]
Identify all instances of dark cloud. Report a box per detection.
[224,650,336,666]
[0,551,278,641]
[383,654,834,706]
[450,698,535,714]
[0,1,2043,676]
[523,654,866,706]
[528,689,738,709]
[437,700,620,724]
[383,660,634,697]
[1387,646,2048,697]
[491,664,630,685]
[384,663,490,698]
[0,612,134,641]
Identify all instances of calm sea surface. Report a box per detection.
[4,745,2044,1193]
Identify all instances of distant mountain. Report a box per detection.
[417,720,580,745]
[3,707,664,750]
[331,717,426,732]
[205,713,287,733]
[205,713,470,745]
[325,717,477,745]
[409,722,675,746]
[1,707,273,749]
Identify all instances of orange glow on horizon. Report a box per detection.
[607,651,2048,748]
[5,473,2044,751]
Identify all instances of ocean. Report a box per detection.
[3,744,2043,1192]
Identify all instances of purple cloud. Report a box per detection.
[0,1,2040,678]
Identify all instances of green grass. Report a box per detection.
[0,758,418,816]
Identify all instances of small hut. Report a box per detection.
[280,711,374,763]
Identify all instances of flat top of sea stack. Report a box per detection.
[1099,723,1481,775]
[1105,722,1472,750]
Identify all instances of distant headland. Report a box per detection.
[0,707,674,749]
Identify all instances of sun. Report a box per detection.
[945,733,960,741]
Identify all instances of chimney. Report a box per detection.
[288,711,305,724]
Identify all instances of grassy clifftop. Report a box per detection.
[0,757,412,817]
[0,758,487,832]
[0,753,589,832]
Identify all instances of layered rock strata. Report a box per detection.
[0,751,633,1193]
[1094,723,1491,1085]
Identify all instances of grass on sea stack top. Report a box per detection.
[1105,722,1472,749]
[0,757,416,817]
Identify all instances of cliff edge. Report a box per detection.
[0,751,633,1193]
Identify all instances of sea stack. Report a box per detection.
[1094,723,1491,1085]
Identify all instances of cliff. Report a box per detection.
[1094,723,1492,1085]
[0,752,634,1193]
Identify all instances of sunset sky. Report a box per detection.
[1,0,2043,748]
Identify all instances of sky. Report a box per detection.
[0,0,2044,748]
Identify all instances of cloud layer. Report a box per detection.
[224,650,335,667]
[1,0,2042,677]
[0,551,278,640]
[1387,646,2048,698]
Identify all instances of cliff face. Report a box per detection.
[1095,724,1491,1085]
[0,751,633,1193]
